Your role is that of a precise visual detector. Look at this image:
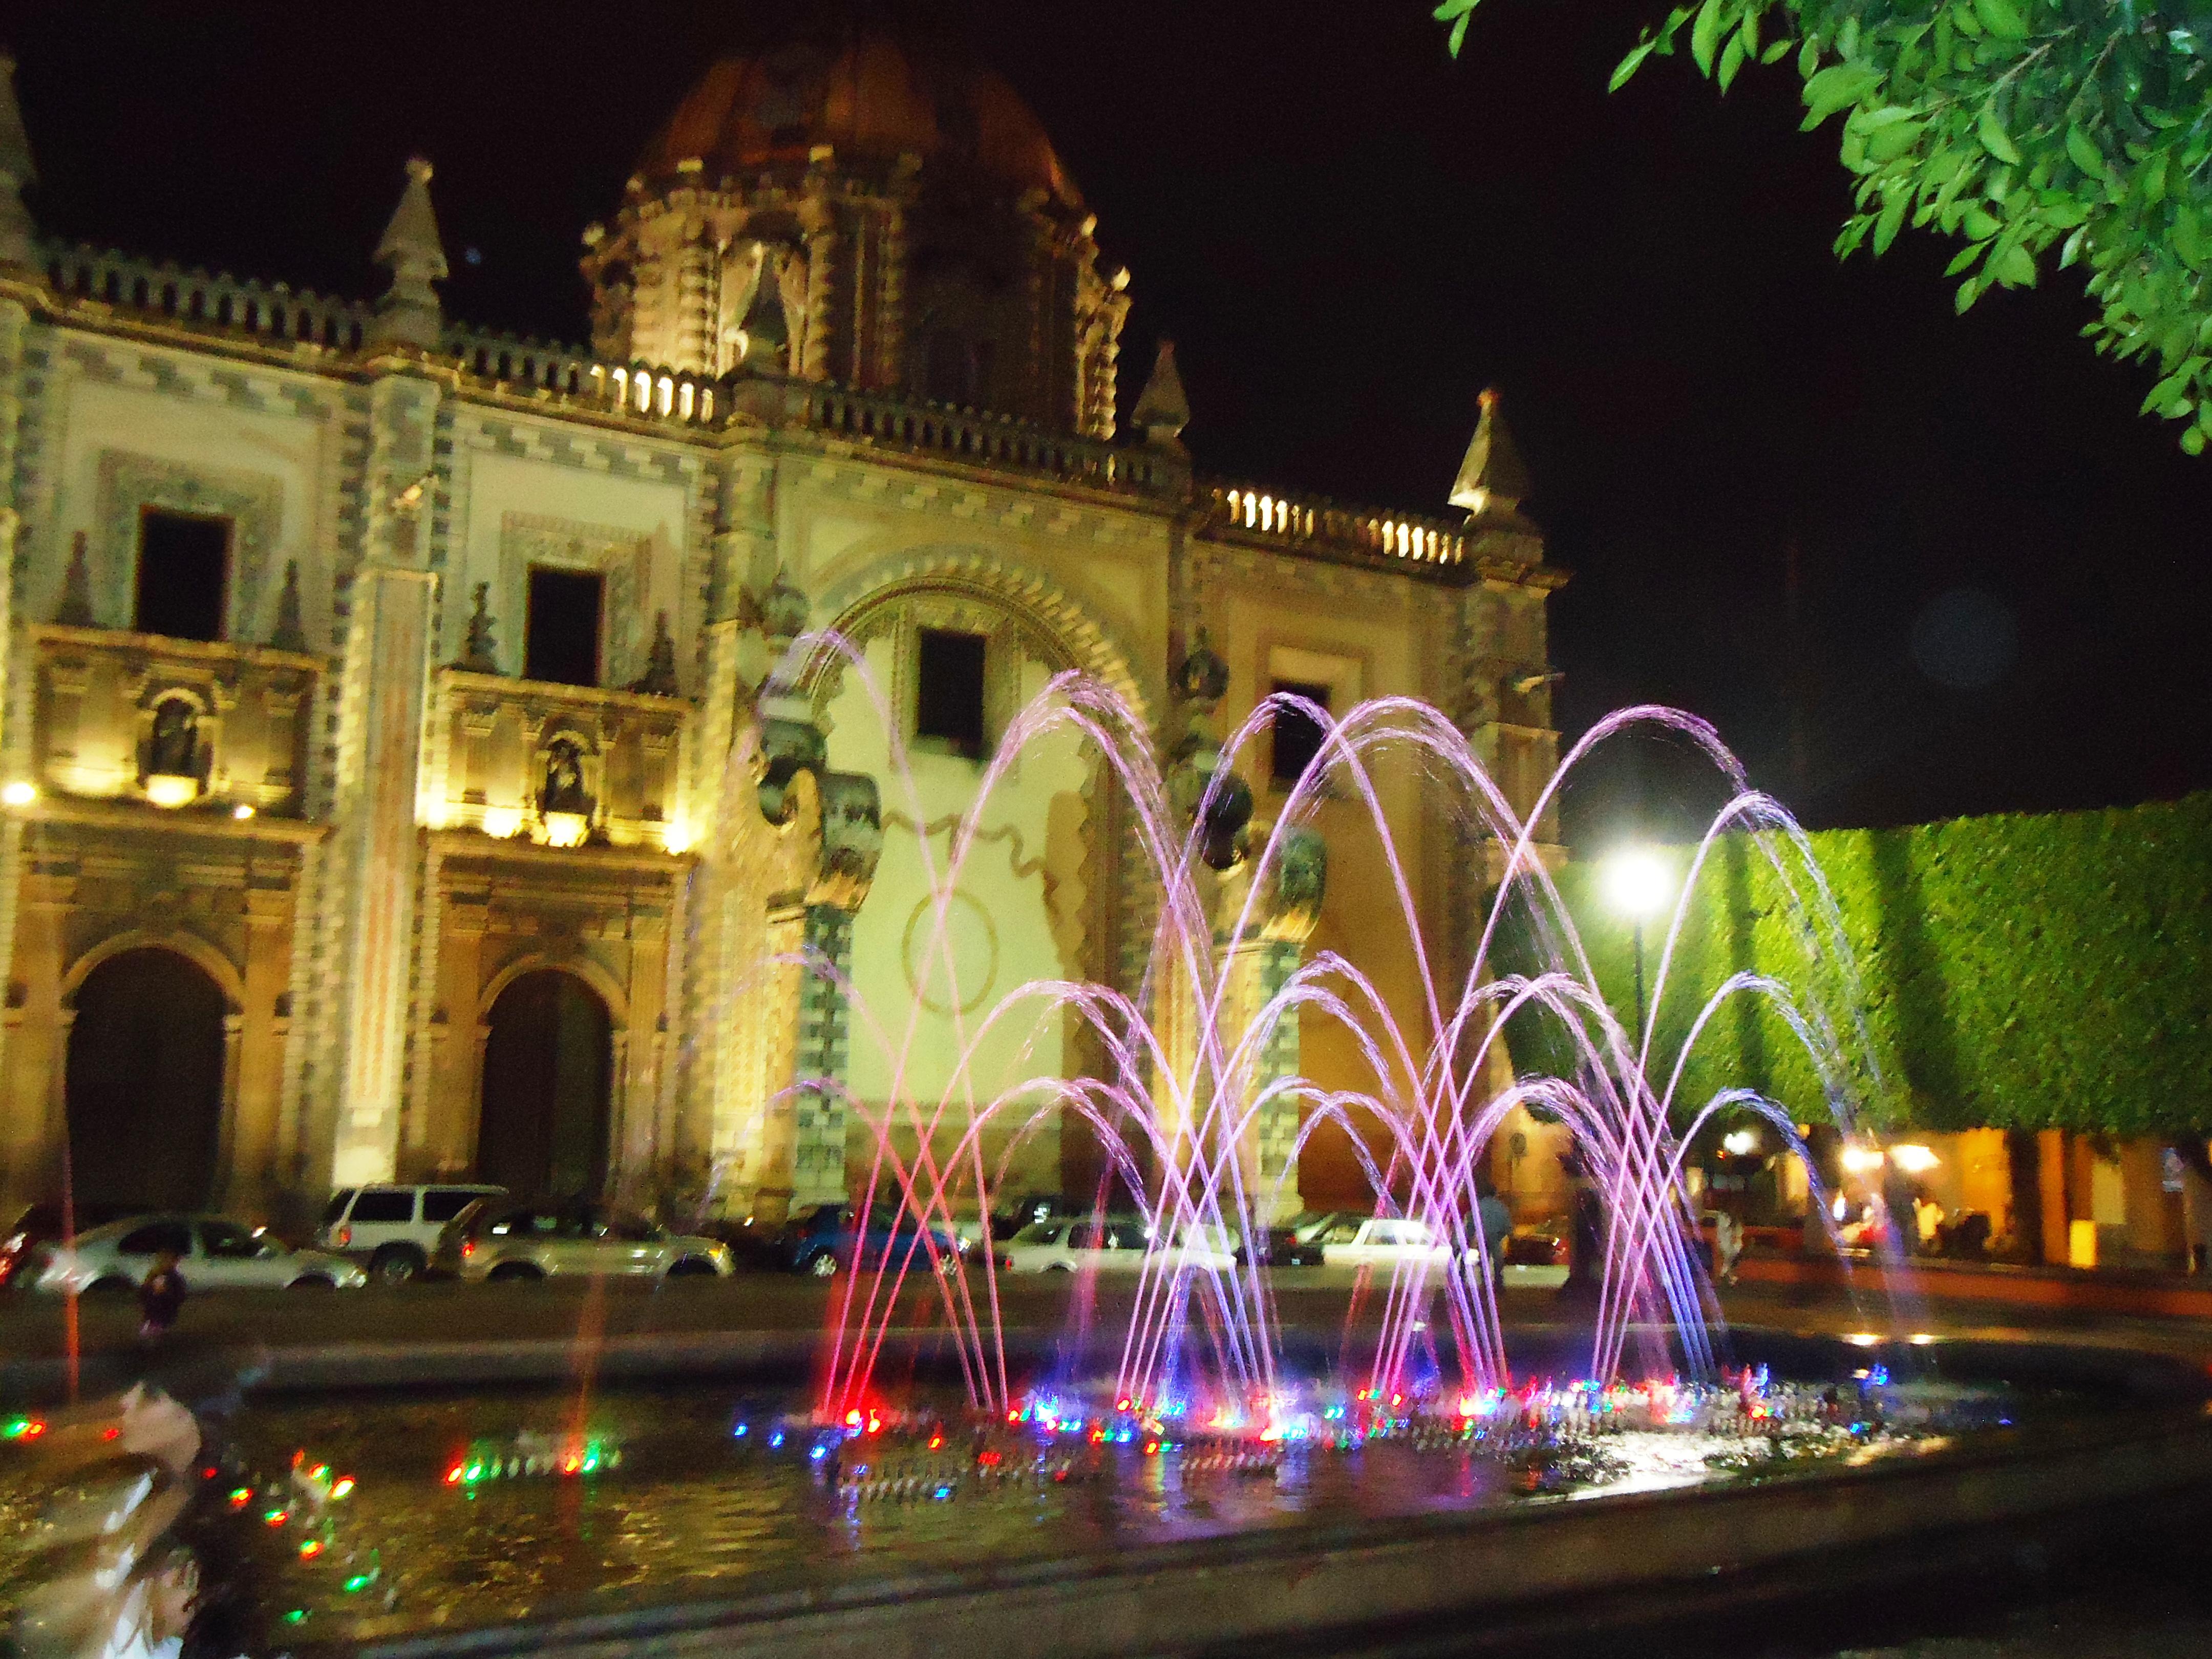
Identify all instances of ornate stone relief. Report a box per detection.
[498,512,655,686]
[93,451,285,640]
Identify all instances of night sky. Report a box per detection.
[10,0,2208,845]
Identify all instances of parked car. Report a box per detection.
[433,1200,733,1283]
[2,1202,152,1291]
[1316,1215,1456,1273]
[778,1203,968,1279]
[996,1218,1237,1275]
[34,1214,368,1294]
[317,1183,506,1283]
[1235,1210,1336,1267]
[987,1193,1087,1242]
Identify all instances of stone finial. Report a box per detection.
[0,52,35,271]
[455,581,500,673]
[371,155,449,351]
[1449,387,1534,521]
[53,531,94,627]
[268,559,307,652]
[629,610,682,696]
[1132,339,1190,449]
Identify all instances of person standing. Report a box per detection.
[137,1249,187,1347]
[2175,1140,2212,1274]
[1477,1179,1513,1289]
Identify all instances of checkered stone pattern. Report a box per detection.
[790,903,856,1208]
[1253,939,1304,1222]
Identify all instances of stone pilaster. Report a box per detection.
[790,902,854,1209]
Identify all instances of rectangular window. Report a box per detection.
[134,510,230,642]
[915,628,988,758]
[524,567,604,687]
[421,1189,486,1224]
[348,1189,416,1224]
[1269,679,1332,785]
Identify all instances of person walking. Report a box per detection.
[137,1249,187,1348]
[1476,1178,1513,1290]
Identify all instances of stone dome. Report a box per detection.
[637,29,1081,208]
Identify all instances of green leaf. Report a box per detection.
[1956,276,1984,312]
[1874,190,1912,253]
[1867,119,1926,162]
[1692,0,1724,74]
[2065,123,2104,177]
[1992,243,2037,285]
[1718,30,1748,89]
[2180,425,2205,454]
[1977,103,2022,165]
[1961,205,2003,240]
[1803,62,1883,127]
[2059,226,2087,268]
[1610,39,1660,90]
[1973,0,2028,40]
[1946,238,1992,275]
[1797,36,1819,78]
[1760,36,1793,62]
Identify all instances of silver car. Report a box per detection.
[435,1199,732,1283]
[35,1214,368,1294]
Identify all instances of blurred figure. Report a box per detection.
[1476,1176,1512,1289]
[137,1250,186,1348]
[1714,1206,1743,1285]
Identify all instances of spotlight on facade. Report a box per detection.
[480,806,524,840]
[1721,1129,1759,1157]
[1888,1143,1940,1175]
[232,803,256,821]
[661,818,695,855]
[1600,845,1672,921]
[542,811,590,849]
[1839,1144,1886,1175]
[2,781,36,807]
[144,774,199,810]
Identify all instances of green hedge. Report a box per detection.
[1494,794,2212,1136]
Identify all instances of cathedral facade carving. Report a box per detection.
[0,31,1560,1229]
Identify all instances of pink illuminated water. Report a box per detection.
[727,639,1882,1424]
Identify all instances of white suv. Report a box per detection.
[318,1183,505,1283]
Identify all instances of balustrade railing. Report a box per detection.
[42,242,373,350]
[1204,482,1468,567]
[796,383,1167,492]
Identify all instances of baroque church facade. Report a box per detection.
[0,32,1563,1229]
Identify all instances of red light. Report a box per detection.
[336,1227,351,1247]
[264,1509,289,1528]
[977,1450,1002,1467]
[927,1434,943,1450]
[102,1427,121,1441]
[844,1410,862,1428]
[561,1455,582,1475]
[299,1539,325,1559]
[462,1240,476,1258]
[444,1465,465,1485]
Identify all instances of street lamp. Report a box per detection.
[1600,844,1673,1038]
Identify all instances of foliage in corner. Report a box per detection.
[1535,794,2212,1135]
[1436,0,2212,450]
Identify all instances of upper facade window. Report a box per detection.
[915,628,988,758]
[1270,679,1331,786]
[135,510,230,643]
[524,567,604,688]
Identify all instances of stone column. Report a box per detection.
[0,294,35,1115]
[790,902,855,1209]
[1216,826,1325,1225]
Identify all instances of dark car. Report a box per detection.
[1233,1210,1337,1268]
[987,1194,1086,1242]
[2,1202,153,1290]
[780,1203,969,1279]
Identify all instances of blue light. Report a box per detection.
[810,1444,830,1462]
[733,1423,749,1438]
[769,1431,785,1450]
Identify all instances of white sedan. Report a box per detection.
[1317,1216,1570,1288]
[996,1218,1237,1275]
[35,1214,369,1294]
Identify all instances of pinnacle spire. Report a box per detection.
[371,155,449,351]
[1132,339,1190,448]
[0,51,38,271]
[1449,387,1533,521]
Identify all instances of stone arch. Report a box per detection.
[476,949,629,1032]
[61,926,244,1014]
[63,946,231,1211]
[805,546,1152,733]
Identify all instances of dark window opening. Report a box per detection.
[135,511,230,642]
[524,567,604,687]
[916,628,988,758]
[1270,679,1332,785]
[924,330,993,407]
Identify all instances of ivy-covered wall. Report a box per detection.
[1502,794,2212,1136]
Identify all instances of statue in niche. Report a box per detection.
[148,698,198,778]
[542,736,589,816]
[716,239,767,373]
[774,243,811,374]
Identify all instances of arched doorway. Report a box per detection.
[477,970,613,1198]
[65,948,227,1210]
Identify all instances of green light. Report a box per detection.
[3,1417,29,1438]
[283,1611,308,1625]
[464,1462,483,1483]
[343,1575,374,1593]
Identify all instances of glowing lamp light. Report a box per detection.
[1600,845,1673,920]
[542,811,589,848]
[480,805,523,840]
[232,802,256,821]
[1839,1144,1886,1175]
[661,818,695,855]
[144,774,199,809]
[1721,1129,1759,1157]
[1888,1143,1940,1175]
[1,781,36,807]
